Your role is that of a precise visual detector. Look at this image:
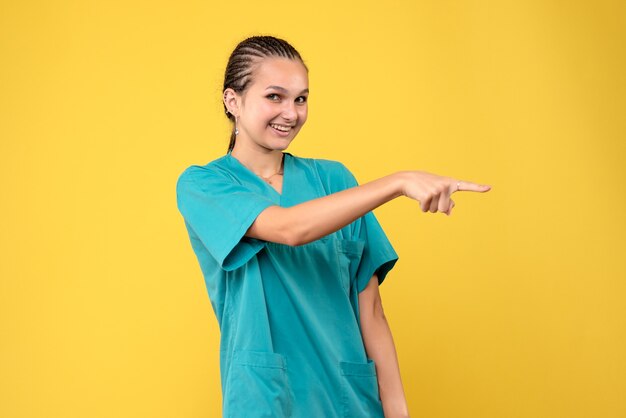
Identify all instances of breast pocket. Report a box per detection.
[339,358,384,418]
[223,350,294,418]
[335,238,365,297]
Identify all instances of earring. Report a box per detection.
[235,116,239,135]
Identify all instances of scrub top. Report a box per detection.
[176,151,399,418]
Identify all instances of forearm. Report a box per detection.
[361,313,409,418]
[246,171,405,245]
[289,172,405,245]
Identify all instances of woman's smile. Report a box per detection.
[269,123,293,136]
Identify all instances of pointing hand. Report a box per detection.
[400,170,491,216]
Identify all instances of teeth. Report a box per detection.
[270,124,291,132]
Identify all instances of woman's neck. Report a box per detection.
[230,144,285,178]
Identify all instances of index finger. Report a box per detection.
[454,180,491,193]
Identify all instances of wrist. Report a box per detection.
[391,171,408,198]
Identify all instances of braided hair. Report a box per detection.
[222,35,307,153]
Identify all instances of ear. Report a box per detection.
[223,88,241,117]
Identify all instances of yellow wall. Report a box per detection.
[1,1,624,417]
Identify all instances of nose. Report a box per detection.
[281,101,297,122]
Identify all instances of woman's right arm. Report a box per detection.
[245,170,491,246]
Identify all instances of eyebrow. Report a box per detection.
[265,85,309,94]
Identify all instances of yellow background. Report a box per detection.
[1,1,625,417]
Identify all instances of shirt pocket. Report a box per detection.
[223,349,294,418]
[339,358,384,418]
[335,238,365,297]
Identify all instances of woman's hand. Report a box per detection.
[399,170,491,216]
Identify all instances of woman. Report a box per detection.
[176,35,491,418]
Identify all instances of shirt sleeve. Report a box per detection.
[337,163,399,293]
[176,166,277,272]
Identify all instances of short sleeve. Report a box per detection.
[337,163,399,293]
[176,166,276,272]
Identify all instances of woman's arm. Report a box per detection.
[246,170,490,246]
[359,274,410,418]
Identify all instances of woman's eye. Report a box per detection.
[267,94,280,101]
[296,96,308,104]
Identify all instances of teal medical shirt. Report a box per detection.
[176,151,399,417]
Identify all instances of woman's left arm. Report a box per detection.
[359,274,410,418]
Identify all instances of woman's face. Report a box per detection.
[236,57,309,151]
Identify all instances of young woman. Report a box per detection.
[176,35,491,418]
